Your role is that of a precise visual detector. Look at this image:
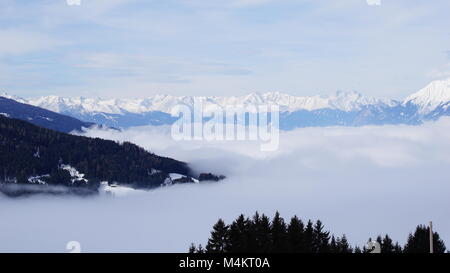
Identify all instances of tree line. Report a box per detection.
[189,212,446,253]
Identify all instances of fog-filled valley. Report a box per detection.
[1,118,450,252]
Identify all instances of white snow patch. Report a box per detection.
[59,164,88,184]
[41,116,54,121]
[27,175,50,185]
[168,173,184,180]
[99,182,144,197]
[150,168,161,175]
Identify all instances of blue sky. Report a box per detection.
[1,0,450,99]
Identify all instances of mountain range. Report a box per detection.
[2,78,450,130]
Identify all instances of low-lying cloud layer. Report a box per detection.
[1,119,450,252]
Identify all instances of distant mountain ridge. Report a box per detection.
[6,90,398,114]
[0,96,95,133]
[2,78,450,129]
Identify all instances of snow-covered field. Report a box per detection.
[1,118,450,252]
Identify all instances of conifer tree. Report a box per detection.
[287,216,305,253]
[270,211,288,252]
[313,220,330,253]
[227,214,251,253]
[206,219,229,253]
[246,212,260,252]
[380,234,395,253]
[336,235,352,253]
[304,220,314,253]
[188,243,196,253]
[251,212,272,253]
[393,242,403,253]
[330,235,337,253]
[404,225,446,253]
[197,244,205,253]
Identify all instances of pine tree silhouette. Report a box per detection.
[227,214,250,252]
[188,243,197,253]
[393,242,403,253]
[404,225,446,253]
[270,212,288,253]
[313,220,330,253]
[206,219,229,253]
[336,235,352,253]
[287,216,305,253]
[330,235,337,253]
[251,212,272,253]
[304,220,314,253]
[188,213,448,254]
[375,234,395,253]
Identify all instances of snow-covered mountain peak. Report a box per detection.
[9,90,400,115]
[257,90,396,112]
[404,78,450,114]
[0,92,27,103]
[28,96,126,115]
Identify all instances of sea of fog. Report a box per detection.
[1,118,450,252]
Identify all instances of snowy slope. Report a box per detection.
[403,78,450,114]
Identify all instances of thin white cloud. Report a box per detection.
[183,0,275,8]
[0,29,63,56]
[231,0,273,7]
[2,0,450,99]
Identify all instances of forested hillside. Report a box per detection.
[0,116,220,195]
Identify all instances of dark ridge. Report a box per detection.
[0,115,210,194]
[0,96,95,133]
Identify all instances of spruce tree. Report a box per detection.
[287,216,305,253]
[304,220,314,253]
[206,219,229,253]
[251,213,272,253]
[404,225,446,253]
[380,234,395,253]
[313,220,330,253]
[197,244,205,253]
[246,212,260,252]
[270,211,288,252]
[330,235,337,253]
[188,243,196,253]
[336,235,352,253]
[227,214,251,253]
[393,242,402,253]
